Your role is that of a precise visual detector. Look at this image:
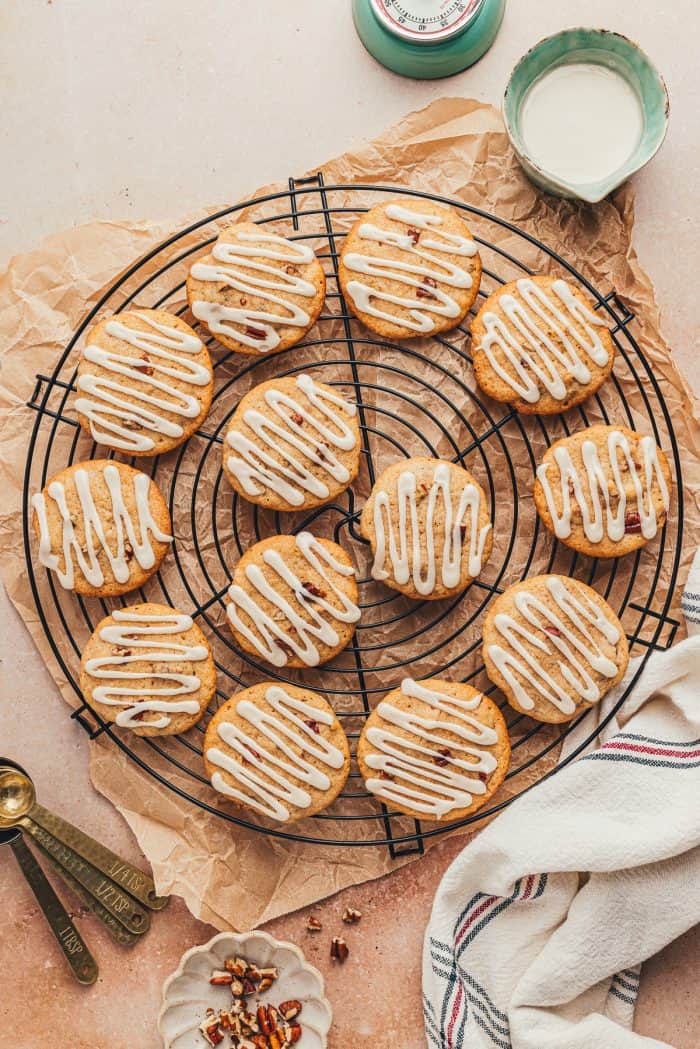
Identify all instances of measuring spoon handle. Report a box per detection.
[30,802,167,911]
[21,817,151,935]
[41,851,140,947]
[11,835,98,985]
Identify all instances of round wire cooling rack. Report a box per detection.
[23,175,684,857]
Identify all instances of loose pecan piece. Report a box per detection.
[209,969,233,985]
[200,1018,224,1047]
[278,1000,302,1021]
[330,936,349,963]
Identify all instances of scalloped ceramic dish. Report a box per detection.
[158,930,332,1049]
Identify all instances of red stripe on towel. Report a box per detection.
[602,741,700,760]
[521,874,536,899]
[447,980,464,1048]
[455,876,537,947]
[455,896,498,946]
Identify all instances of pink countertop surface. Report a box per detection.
[1,2,698,1047]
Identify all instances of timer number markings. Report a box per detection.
[383,0,472,30]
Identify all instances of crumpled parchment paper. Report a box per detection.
[1,98,698,931]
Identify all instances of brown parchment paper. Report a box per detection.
[1,98,699,932]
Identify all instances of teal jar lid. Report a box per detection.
[352,0,506,79]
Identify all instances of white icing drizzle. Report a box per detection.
[84,609,206,729]
[343,203,478,333]
[190,230,317,352]
[226,374,357,507]
[486,577,621,716]
[31,464,172,590]
[227,531,360,667]
[364,678,499,819]
[479,278,610,404]
[536,429,670,543]
[371,462,491,595]
[206,685,345,821]
[75,313,209,453]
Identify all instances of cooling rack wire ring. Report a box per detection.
[23,175,684,855]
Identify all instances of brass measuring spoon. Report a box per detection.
[0,825,98,984]
[0,764,163,933]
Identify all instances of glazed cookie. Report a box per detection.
[31,459,172,597]
[357,677,510,822]
[75,309,214,455]
[360,457,493,600]
[204,682,350,823]
[186,222,326,356]
[338,198,482,339]
[80,604,216,737]
[482,574,629,724]
[534,424,672,558]
[223,374,360,511]
[471,276,615,414]
[226,532,360,668]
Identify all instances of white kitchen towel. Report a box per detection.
[422,554,700,1049]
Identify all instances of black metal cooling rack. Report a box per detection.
[22,176,684,856]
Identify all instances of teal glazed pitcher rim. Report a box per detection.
[502,27,670,204]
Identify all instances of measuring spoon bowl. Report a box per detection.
[0,763,35,824]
